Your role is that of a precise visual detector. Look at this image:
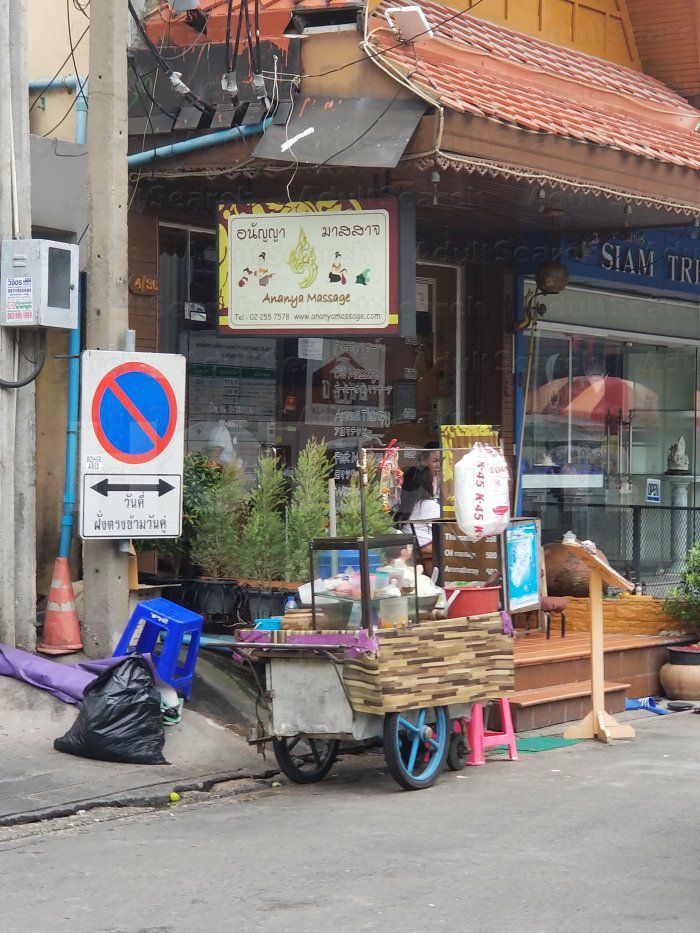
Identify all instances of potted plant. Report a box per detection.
[188,462,248,625]
[661,543,700,697]
[337,454,394,537]
[136,451,222,580]
[237,452,293,620]
[285,438,333,582]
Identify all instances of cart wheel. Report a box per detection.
[272,736,339,784]
[447,734,467,772]
[383,706,449,791]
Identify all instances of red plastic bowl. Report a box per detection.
[444,586,501,619]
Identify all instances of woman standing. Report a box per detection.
[396,465,440,575]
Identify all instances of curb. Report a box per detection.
[0,766,281,828]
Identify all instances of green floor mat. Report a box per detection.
[487,736,582,755]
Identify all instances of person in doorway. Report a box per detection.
[399,441,441,504]
[396,465,440,575]
[418,441,441,496]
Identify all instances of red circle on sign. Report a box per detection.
[91,361,178,465]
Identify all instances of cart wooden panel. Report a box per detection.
[343,613,513,714]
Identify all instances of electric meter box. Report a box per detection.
[0,239,78,329]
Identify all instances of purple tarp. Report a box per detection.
[0,646,135,704]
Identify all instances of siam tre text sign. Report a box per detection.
[218,199,399,335]
[79,351,186,539]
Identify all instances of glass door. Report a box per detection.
[521,329,698,592]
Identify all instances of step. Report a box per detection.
[510,679,631,708]
[513,633,678,697]
[509,680,630,733]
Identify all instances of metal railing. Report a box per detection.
[536,501,699,597]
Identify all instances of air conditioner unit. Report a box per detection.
[0,239,78,329]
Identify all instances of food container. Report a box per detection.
[377,595,409,629]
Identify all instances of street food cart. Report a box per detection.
[235,527,513,789]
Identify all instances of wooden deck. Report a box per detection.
[509,630,687,731]
[515,631,685,666]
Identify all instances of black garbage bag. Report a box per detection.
[54,656,168,765]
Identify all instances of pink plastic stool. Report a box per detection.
[467,699,519,766]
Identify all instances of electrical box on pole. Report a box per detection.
[0,239,79,328]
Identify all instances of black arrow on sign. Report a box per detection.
[91,479,175,497]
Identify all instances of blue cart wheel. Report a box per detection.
[383,706,449,790]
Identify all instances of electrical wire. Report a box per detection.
[0,332,47,390]
[284,79,299,201]
[224,0,235,72]
[66,0,88,113]
[130,65,158,139]
[72,0,89,17]
[128,0,212,115]
[29,21,89,113]
[42,78,88,138]
[256,0,491,82]
[253,0,262,76]
[129,34,166,211]
[318,86,402,167]
[241,0,255,72]
[129,58,176,120]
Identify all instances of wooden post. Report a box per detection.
[563,542,636,743]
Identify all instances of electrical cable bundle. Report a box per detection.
[223,0,267,108]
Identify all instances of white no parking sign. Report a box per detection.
[79,351,186,539]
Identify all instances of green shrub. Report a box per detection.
[337,455,393,537]
[136,451,223,575]
[286,439,333,581]
[664,541,700,628]
[239,454,288,582]
[190,463,248,578]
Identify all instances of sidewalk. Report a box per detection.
[0,667,268,826]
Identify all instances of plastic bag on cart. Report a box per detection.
[454,443,510,542]
[54,656,167,765]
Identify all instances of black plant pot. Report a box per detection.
[177,578,241,633]
[238,585,298,625]
[667,646,700,666]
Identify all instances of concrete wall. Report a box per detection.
[27,0,89,141]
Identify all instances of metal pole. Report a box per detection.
[81,0,130,656]
[357,443,373,634]
[513,322,537,515]
[328,478,338,577]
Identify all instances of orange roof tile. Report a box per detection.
[370,0,700,171]
[144,0,360,46]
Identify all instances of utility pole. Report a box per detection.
[11,0,37,649]
[0,0,36,649]
[82,0,130,656]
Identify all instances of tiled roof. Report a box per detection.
[371,0,700,171]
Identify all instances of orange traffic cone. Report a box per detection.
[37,557,83,654]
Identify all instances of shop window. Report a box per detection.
[159,225,218,353]
[162,239,463,483]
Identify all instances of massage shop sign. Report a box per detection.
[217,199,399,334]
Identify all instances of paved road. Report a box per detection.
[2,712,699,933]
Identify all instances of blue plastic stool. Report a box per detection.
[114,598,203,700]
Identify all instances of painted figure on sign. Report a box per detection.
[256,252,273,286]
[329,252,347,284]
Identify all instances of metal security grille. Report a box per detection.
[537,502,700,597]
